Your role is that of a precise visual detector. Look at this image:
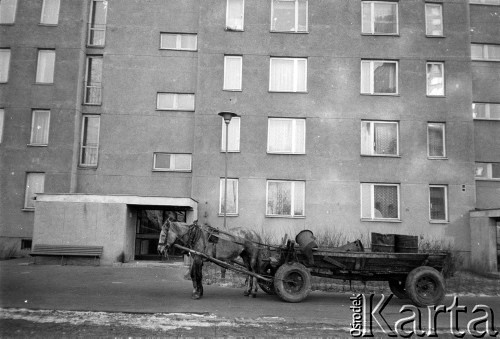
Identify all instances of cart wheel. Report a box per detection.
[258,262,276,295]
[388,279,408,299]
[405,266,445,307]
[274,262,311,303]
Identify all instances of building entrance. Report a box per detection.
[134,208,186,260]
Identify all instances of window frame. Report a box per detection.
[360,183,401,221]
[0,49,11,83]
[29,110,50,146]
[0,0,17,24]
[471,44,500,62]
[266,180,306,218]
[226,0,245,31]
[35,49,56,84]
[84,55,103,105]
[156,93,195,111]
[270,0,308,33]
[426,61,445,96]
[24,172,45,210]
[267,118,306,154]
[223,55,243,91]
[160,33,198,51]
[469,0,500,5]
[425,3,443,37]
[472,102,500,120]
[429,185,448,222]
[79,114,100,167]
[475,162,500,180]
[221,116,241,152]
[361,1,399,36]
[87,0,107,47]
[269,57,308,93]
[360,60,399,95]
[427,122,446,159]
[219,178,239,215]
[40,0,60,25]
[153,153,192,172]
[360,120,399,157]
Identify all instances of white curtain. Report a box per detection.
[173,154,191,171]
[360,121,372,154]
[373,3,397,34]
[31,111,50,145]
[177,94,195,110]
[360,61,371,93]
[25,173,45,209]
[373,62,396,94]
[427,63,444,95]
[221,117,240,152]
[41,0,60,24]
[267,181,291,215]
[36,50,55,83]
[0,49,10,82]
[157,93,175,109]
[425,4,442,36]
[0,0,17,24]
[220,179,238,214]
[428,123,444,157]
[270,59,294,91]
[161,34,177,49]
[224,56,242,90]
[226,0,244,30]
[374,122,397,155]
[180,35,197,50]
[81,116,99,165]
[293,181,305,216]
[269,119,292,152]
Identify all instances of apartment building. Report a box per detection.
[0,0,498,270]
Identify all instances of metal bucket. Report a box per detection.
[371,233,395,252]
[395,234,418,253]
[295,230,317,248]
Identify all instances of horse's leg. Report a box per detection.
[190,256,203,300]
[197,261,204,297]
[241,254,251,297]
[250,254,258,298]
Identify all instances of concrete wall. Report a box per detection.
[191,0,475,254]
[33,200,128,265]
[0,0,87,252]
[470,4,500,211]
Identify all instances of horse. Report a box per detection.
[157,219,262,300]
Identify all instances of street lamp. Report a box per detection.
[218,111,239,229]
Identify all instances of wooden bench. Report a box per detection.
[30,244,103,266]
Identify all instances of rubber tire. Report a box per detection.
[405,266,445,307]
[389,279,408,299]
[273,262,311,303]
[258,262,276,295]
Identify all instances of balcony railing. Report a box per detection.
[88,23,106,47]
[84,82,102,105]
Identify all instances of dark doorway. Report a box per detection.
[134,208,186,260]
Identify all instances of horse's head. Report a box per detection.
[157,218,179,256]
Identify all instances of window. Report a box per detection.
[36,50,55,84]
[21,239,32,250]
[425,3,443,36]
[426,62,444,96]
[224,56,242,91]
[219,178,238,215]
[88,0,107,47]
[0,109,4,143]
[473,103,500,120]
[0,49,10,83]
[361,183,400,220]
[153,153,192,172]
[84,56,103,105]
[80,115,100,167]
[469,0,500,4]
[269,57,307,92]
[471,44,500,61]
[221,116,240,152]
[429,185,448,221]
[361,121,399,156]
[24,173,45,209]
[360,60,398,95]
[0,0,17,24]
[160,33,197,51]
[361,1,398,35]
[156,93,195,111]
[40,0,60,25]
[226,0,244,31]
[427,123,446,158]
[267,180,305,217]
[268,118,305,154]
[271,0,308,33]
[30,110,50,145]
[475,163,500,180]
